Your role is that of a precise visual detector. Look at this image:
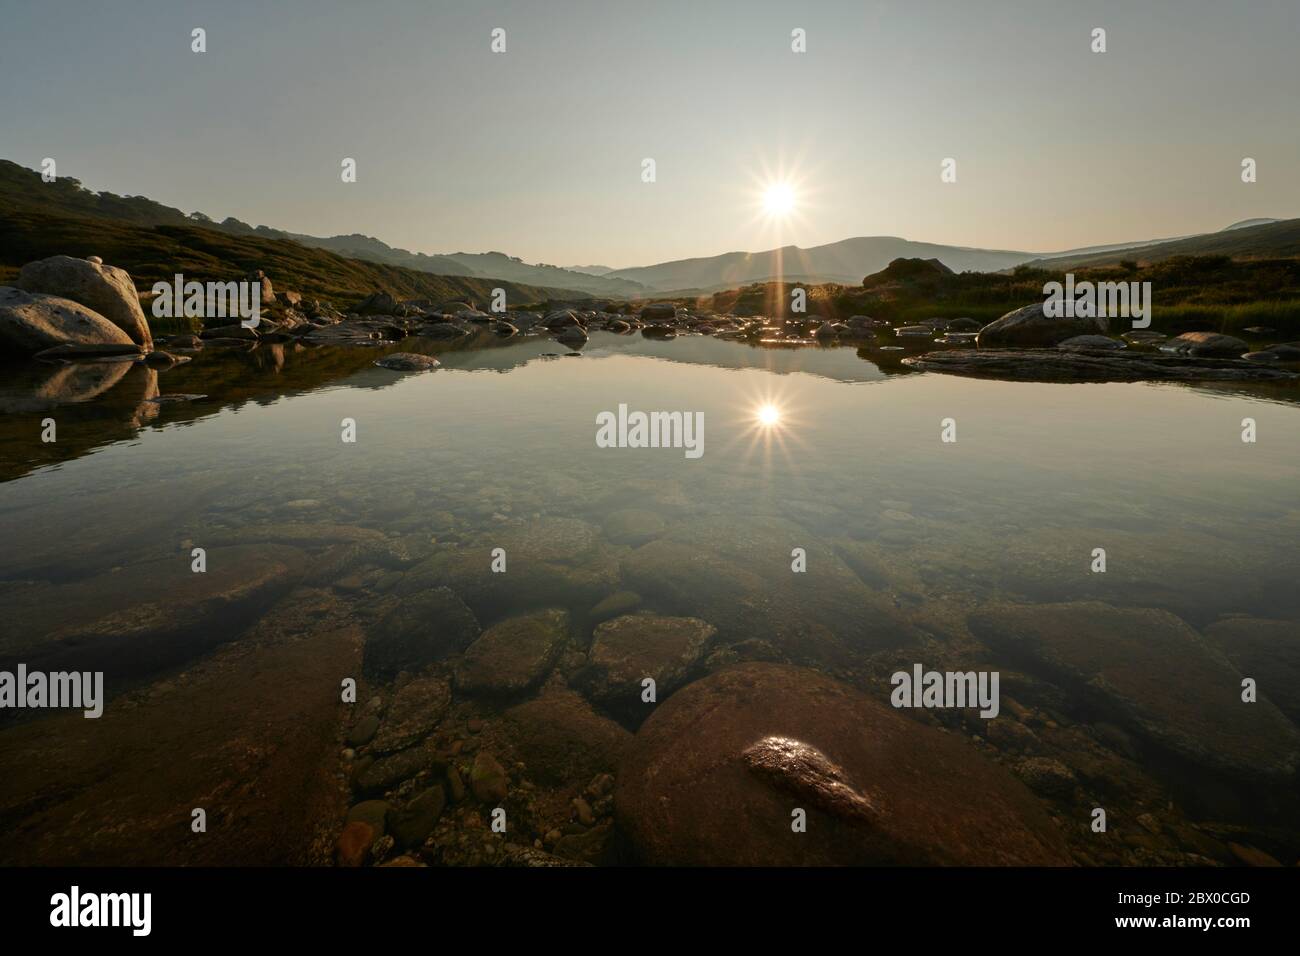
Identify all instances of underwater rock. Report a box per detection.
[501,689,631,786]
[615,663,1070,865]
[579,614,715,723]
[454,608,569,696]
[368,675,452,753]
[969,601,1300,780]
[364,586,480,679]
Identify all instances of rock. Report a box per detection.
[335,821,376,867]
[354,291,398,315]
[454,608,569,696]
[615,663,1070,865]
[368,676,452,753]
[1227,842,1282,867]
[580,614,715,721]
[556,325,588,346]
[602,508,665,546]
[345,800,390,835]
[374,352,440,371]
[640,325,676,339]
[500,690,631,786]
[976,302,1106,348]
[0,287,135,354]
[0,544,300,679]
[968,602,1300,779]
[894,325,935,338]
[17,256,152,348]
[399,518,617,619]
[1014,757,1078,797]
[248,270,275,304]
[470,752,509,803]
[1205,618,1300,723]
[353,744,443,796]
[1058,334,1124,350]
[389,785,446,849]
[1165,331,1250,357]
[901,349,1300,382]
[639,303,677,321]
[347,715,380,747]
[552,822,616,865]
[589,591,642,624]
[620,516,917,667]
[142,349,189,368]
[363,586,481,679]
[200,323,258,341]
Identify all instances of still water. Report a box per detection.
[1,331,1297,865]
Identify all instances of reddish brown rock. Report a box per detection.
[335,821,376,867]
[615,663,1070,866]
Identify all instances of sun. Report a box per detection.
[761,182,796,218]
[756,403,782,427]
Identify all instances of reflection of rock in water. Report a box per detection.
[616,663,1071,865]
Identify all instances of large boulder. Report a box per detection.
[368,675,452,753]
[0,287,135,354]
[615,663,1071,865]
[976,302,1105,348]
[968,602,1300,779]
[18,256,152,348]
[453,608,569,696]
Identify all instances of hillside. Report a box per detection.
[0,205,591,308]
[0,159,639,298]
[606,236,1037,293]
[1023,218,1300,270]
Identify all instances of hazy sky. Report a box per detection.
[3,0,1298,268]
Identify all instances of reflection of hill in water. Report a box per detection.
[3,330,1298,483]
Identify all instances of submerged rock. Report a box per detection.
[1205,617,1300,724]
[454,608,569,696]
[470,751,509,803]
[615,663,1070,865]
[364,586,481,679]
[389,785,446,849]
[579,614,715,721]
[501,689,631,786]
[602,508,665,545]
[368,675,452,753]
[968,601,1300,780]
[620,516,917,667]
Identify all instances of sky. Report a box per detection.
[2,0,1298,268]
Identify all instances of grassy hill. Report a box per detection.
[1026,218,1300,269]
[0,159,628,299]
[684,255,1300,333]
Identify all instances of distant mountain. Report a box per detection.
[606,237,1037,293]
[1222,218,1282,231]
[562,264,618,276]
[1022,218,1300,270]
[0,159,644,298]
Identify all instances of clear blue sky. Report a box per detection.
[2,0,1297,267]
